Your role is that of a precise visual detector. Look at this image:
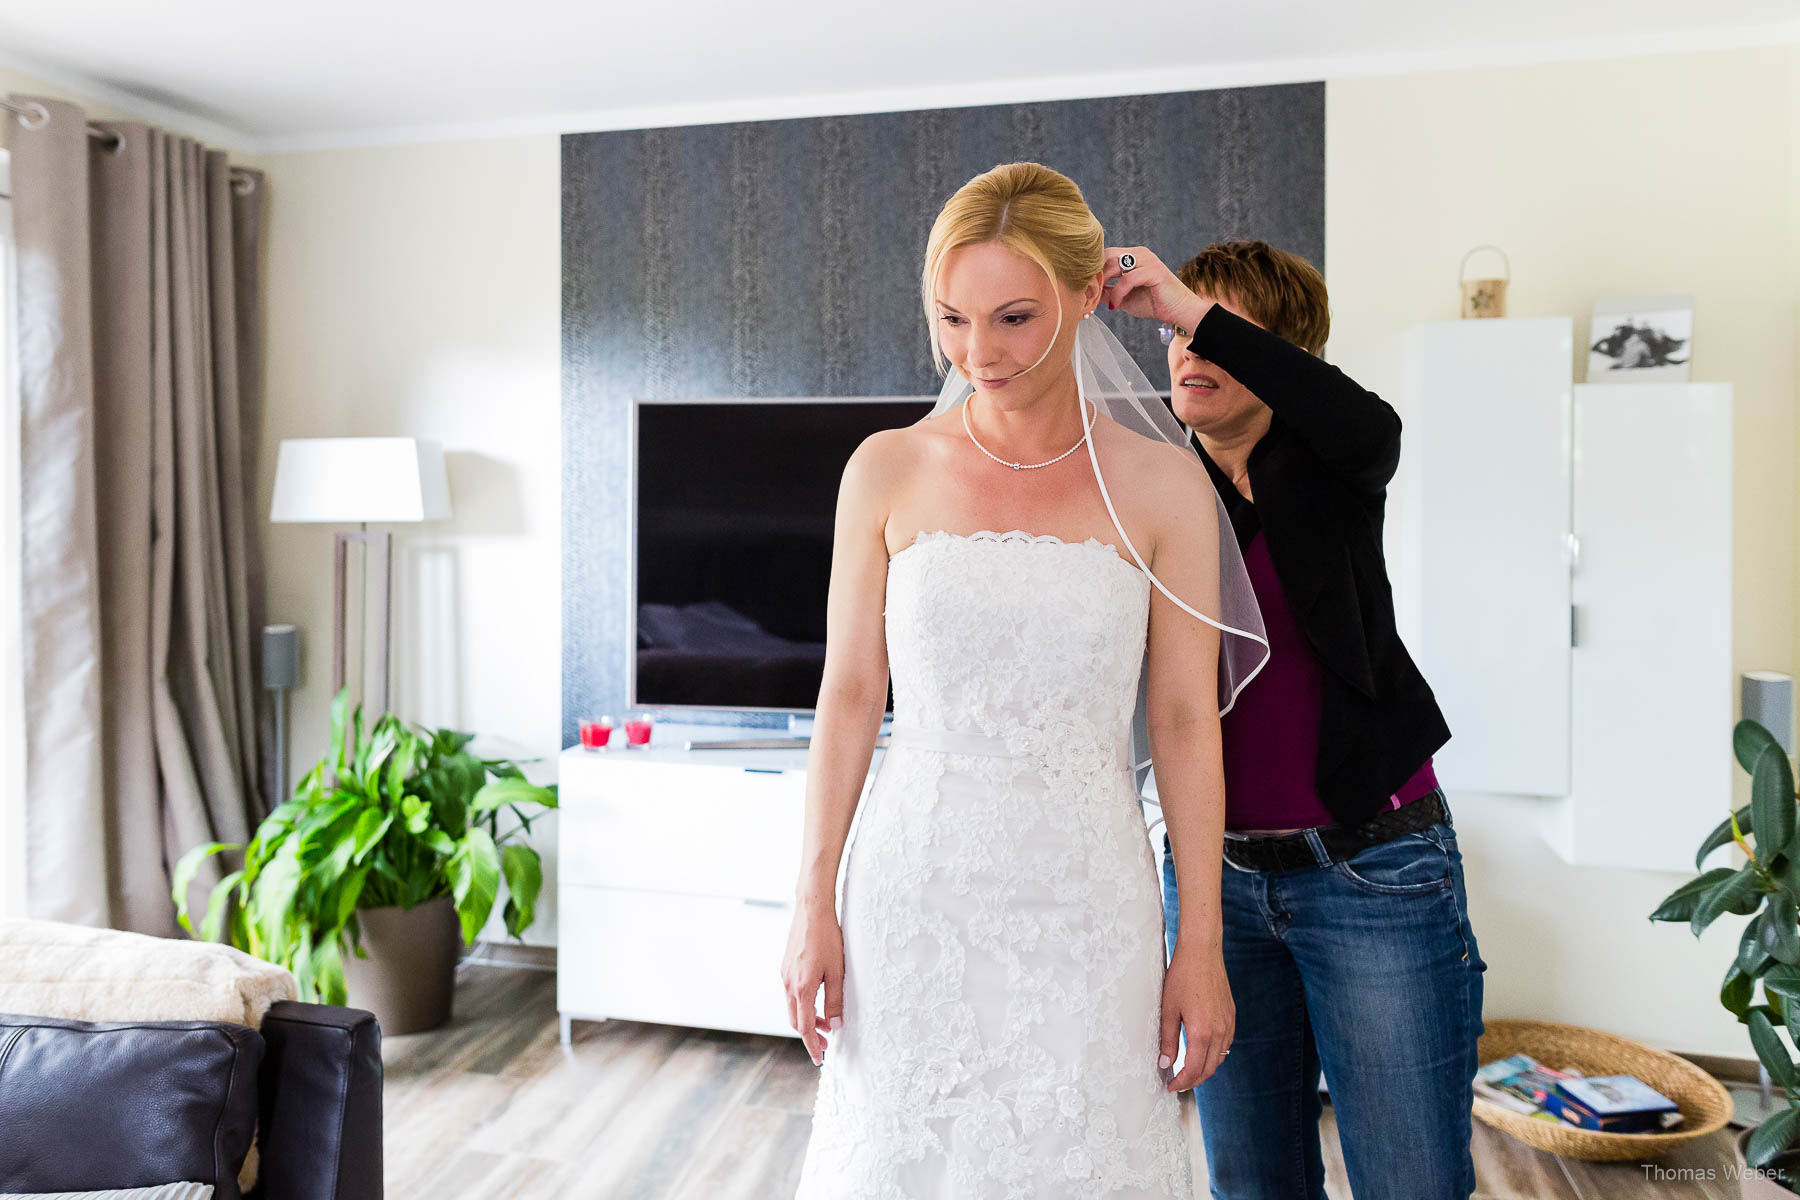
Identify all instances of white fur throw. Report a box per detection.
[0,918,297,1028]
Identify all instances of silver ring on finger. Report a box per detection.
[1119,252,1137,272]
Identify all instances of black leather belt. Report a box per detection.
[1221,790,1449,874]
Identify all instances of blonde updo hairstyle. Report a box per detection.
[921,161,1105,376]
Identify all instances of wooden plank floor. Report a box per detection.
[381,964,1742,1198]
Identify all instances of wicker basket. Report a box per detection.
[1474,1018,1733,1162]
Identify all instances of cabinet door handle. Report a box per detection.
[744,898,790,909]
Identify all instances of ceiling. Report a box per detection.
[0,0,1795,152]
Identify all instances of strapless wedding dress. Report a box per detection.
[795,529,1192,1199]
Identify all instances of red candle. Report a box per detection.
[623,716,653,746]
[579,717,613,749]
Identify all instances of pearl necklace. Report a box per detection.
[962,398,1088,471]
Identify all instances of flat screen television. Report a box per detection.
[631,397,934,713]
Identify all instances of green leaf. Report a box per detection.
[334,862,371,930]
[360,721,399,788]
[1766,892,1800,965]
[1652,867,1738,923]
[1767,966,1800,1008]
[1744,920,1776,976]
[401,794,432,836]
[434,730,477,756]
[1753,745,1798,865]
[1739,719,1788,776]
[171,841,235,936]
[1693,863,1764,936]
[499,844,542,939]
[1696,805,1755,870]
[1751,1009,1800,1089]
[330,687,351,771]
[349,809,394,864]
[1724,962,1756,1017]
[249,846,304,961]
[198,869,244,944]
[449,826,500,945]
[385,734,419,800]
[312,936,348,1007]
[472,776,556,815]
[1747,1105,1800,1168]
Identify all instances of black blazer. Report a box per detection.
[1184,305,1451,827]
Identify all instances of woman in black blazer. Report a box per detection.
[1102,240,1486,1200]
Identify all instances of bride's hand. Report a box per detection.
[781,900,844,1067]
[1100,246,1212,333]
[1160,941,1235,1092]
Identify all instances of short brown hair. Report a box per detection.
[1175,240,1330,355]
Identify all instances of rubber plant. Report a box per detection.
[173,687,558,1005]
[1651,718,1800,1182]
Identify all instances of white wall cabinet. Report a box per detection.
[1405,320,1733,870]
[1547,383,1734,871]
[1406,318,1575,798]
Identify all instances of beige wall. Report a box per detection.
[1326,45,1799,1056]
[256,137,563,940]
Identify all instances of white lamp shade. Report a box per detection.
[269,438,452,524]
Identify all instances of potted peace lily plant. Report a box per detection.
[1650,718,1800,1193]
[174,688,557,1034]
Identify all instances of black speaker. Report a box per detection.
[263,624,299,690]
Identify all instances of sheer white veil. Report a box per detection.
[923,309,1270,782]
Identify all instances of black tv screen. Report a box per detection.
[632,398,932,712]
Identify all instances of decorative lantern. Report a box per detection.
[1459,245,1511,319]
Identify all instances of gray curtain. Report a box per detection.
[7,95,268,934]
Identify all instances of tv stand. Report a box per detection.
[555,723,881,1043]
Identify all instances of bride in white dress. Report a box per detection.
[783,162,1267,1198]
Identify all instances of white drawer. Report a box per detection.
[559,759,805,900]
[556,884,796,1039]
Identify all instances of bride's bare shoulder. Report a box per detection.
[1093,414,1203,482]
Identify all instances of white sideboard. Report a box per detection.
[555,734,883,1043]
[557,728,1172,1042]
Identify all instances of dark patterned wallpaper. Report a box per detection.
[562,84,1324,741]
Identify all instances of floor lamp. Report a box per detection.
[269,438,452,717]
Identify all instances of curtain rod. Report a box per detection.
[1,96,258,189]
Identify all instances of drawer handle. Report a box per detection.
[743,898,790,909]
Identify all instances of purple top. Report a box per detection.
[1224,531,1439,831]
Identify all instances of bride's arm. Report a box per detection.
[785,431,896,1063]
[1140,443,1235,1089]
[795,431,897,914]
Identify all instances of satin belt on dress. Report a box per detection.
[883,723,1136,775]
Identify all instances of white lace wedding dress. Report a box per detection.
[795,528,1193,1199]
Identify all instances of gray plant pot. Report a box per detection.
[1737,1128,1800,1198]
[342,894,462,1035]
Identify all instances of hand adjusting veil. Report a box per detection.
[922,310,1270,787]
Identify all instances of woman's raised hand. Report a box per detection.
[782,899,845,1067]
[1100,246,1212,332]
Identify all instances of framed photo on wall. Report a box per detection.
[1588,293,1694,382]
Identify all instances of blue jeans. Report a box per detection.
[1161,800,1486,1200]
